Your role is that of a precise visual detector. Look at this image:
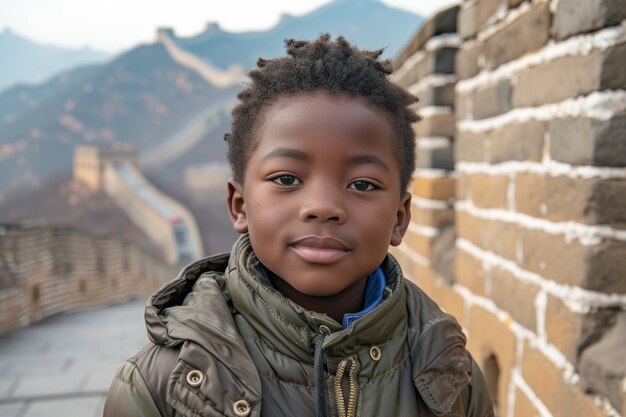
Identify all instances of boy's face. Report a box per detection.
[227,91,411,296]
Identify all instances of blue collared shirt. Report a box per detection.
[342,267,386,328]
[259,265,387,329]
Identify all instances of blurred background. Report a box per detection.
[0,0,625,416]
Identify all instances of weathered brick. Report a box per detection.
[483,0,550,70]
[394,47,458,88]
[391,245,420,280]
[389,243,419,283]
[477,0,502,30]
[601,42,626,91]
[489,120,546,163]
[414,262,437,298]
[521,342,606,417]
[430,47,459,76]
[550,115,626,167]
[579,311,626,415]
[545,295,617,366]
[411,79,456,108]
[513,388,538,417]
[456,247,487,296]
[455,129,486,162]
[467,305,518,417]
[553,0,626,40]
[413,112,456,137]
[394,5,460,66]
[513,50,601,108]
[456,172,471,201]
[515,173,626,226]
[456,120,545,163]
[432,224,456,283]
[521,228,626,293]
[458,78,512,120]
[416,138,454,170]
[456,40,481,79]
[403,227,433,260]
[457,210,517,261]
[491,267,538,331]
[591,178,626,227]
[459,0,479,40]
[470,173,509,209]
[411,203,455,230]
[392,51,425,89]
[438,281,466,324]
[514,43,626,108]
[411,175,456,201]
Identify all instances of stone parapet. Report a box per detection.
[0,224,177,335]
[392,1,626,415]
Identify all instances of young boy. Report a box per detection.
[104,34,494,417]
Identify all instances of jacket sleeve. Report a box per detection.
[465,356,496,417]
[103,360,163,417]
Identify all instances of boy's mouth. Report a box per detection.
[289,236,350,264]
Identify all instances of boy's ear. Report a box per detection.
[226,179,248,234]
[390,192,411,247]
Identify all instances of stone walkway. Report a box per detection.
[0,298,150,417]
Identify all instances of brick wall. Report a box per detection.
[391,2,626,416]
[0,224,178,335]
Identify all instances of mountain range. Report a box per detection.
[0,0,424,200]
[0,28,112,93]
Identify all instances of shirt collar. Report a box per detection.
[342,267,386,328]
[259,264,387,329]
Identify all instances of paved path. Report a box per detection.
[0,298,150,417]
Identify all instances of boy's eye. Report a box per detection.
[349,181,376,191]
[272,175,301,186]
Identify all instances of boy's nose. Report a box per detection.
[298,183,347,224]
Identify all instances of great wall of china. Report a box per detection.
[1,2,625,415]
[0,224,178,334]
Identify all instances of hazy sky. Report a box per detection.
[0,0,458,53]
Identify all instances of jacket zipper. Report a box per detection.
[335,358,358,417]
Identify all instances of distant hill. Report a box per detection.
[0,28,112,93]
[0,0,423,198]
[173,0,423,69]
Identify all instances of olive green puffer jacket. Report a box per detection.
[104,235,494,417]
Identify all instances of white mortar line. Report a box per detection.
[458,90,626,129]
[535,290,548,341]
[417,137,451,149]
[476,0,534,43]
[593,396,622,417]
[549,0,560,13]
[457,199,626,245]
[506,337,522,417]
[419,105,454,117]
[454,283,581,386]
[512,368,554,417]
[396,241,431,267]
[408,222,440,237]
[457,238,626,313]
[408,74,457,94]
[425,33,462,51]
[458,21,626,93]
[457,159,626,180]
[414,168,457,178]
[411,197,451,210]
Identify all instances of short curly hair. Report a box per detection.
[224,33,420,192]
